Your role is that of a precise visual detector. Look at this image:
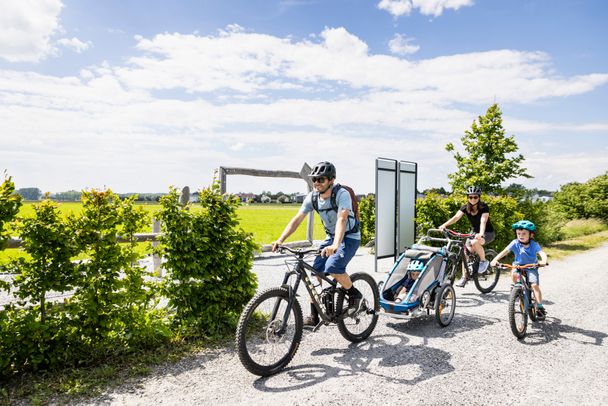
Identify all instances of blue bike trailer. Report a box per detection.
[379,245,447,316]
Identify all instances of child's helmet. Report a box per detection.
[407,259,425,272]
[309,161,336,179]
[466,185,482,195]
[511,220,536,232]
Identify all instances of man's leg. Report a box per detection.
[325,238,361,314]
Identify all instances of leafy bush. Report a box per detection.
[415,193,563,250]
[358,194,374,245]
[158,182,258,337]
[0,191,170,378]
[0,175,22,248]
[552,172,608,222]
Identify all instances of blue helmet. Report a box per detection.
[512,220,536,232]
[407,260,425,272]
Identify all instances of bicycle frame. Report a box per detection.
[271,250,342,332]
[513,269,535,314]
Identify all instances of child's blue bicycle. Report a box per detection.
[497,262,548,339]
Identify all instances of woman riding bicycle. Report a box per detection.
[438,186,495,287]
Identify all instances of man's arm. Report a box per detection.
[271,211,307,252]
[321,208,349,257]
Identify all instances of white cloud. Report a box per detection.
[378,0,473,18]
[1,26,607,193]
[0,0,63,62]
[389,33,420,55]
[57,37,91,53]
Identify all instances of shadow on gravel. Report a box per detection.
[386,313,500,339]
[519,316,608,346]
[253,334,454,392]
[458,290,555,307]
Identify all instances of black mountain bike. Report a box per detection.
[498,262,548,339]
[235,245,379,376]
[441,229,499,293]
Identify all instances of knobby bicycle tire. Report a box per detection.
[473,249,499,293]
[335,272,379,342]
[235,287,303,376]
[508,286,528,339]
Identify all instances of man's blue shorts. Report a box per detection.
[313,237,360,275]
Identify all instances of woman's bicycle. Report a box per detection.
[441,229,499,293]
[496,262,548,339]
[235,245,379,376]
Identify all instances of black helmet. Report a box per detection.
[466,185,482,195]
[309,161,336,179]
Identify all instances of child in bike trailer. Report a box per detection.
[394,260,423,303]
[271,161,362,326]
[491,220,549,318]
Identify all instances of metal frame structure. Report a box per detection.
[374,158,417,273]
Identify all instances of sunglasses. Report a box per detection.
[312,177,328,184]
[468,195,479,200]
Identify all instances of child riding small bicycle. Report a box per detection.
[491,220,548,318]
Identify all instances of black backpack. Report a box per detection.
[311,184,360,236]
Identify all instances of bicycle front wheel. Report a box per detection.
[336,272,379,342]
[508,286,528,339]
[473,249,499,293]
[235,287,303,376]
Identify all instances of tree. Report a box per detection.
[552,172,608,221]
[446,104,531,194]
[16,187,42,201]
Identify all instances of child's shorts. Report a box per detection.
[513,268,540,285]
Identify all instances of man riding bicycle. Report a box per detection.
[271,161,362,326]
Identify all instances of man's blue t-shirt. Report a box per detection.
[299,187,361,240]
[508,239,542,265]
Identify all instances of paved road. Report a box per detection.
[82,243,608,405]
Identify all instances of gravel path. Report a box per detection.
[76,243,608,405]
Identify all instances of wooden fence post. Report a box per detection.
[152,219,162,276]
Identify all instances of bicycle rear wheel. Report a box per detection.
[473,249,499,293]
[236,287,303,376]
[508,286,528,339]
[336,272,379,342]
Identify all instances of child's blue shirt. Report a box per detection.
[508,239,542,265]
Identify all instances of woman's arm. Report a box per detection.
[439,210,464,230]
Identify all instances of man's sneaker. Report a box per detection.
[478,260,490,274]
[304,315,320,327]
[456,277,468,287]
[347,290,363,316]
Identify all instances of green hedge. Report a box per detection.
[0,182,259,378]
[415,193,563,250]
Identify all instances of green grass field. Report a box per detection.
[1,202,327,263]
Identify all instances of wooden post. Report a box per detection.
[152,219,161,276]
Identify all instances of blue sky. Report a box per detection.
[1,0,607,194]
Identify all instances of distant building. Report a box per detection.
[235,193,257,203]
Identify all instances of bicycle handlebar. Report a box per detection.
[276,245,321,256]
[495,262,548,270]
[441,228,475,238]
